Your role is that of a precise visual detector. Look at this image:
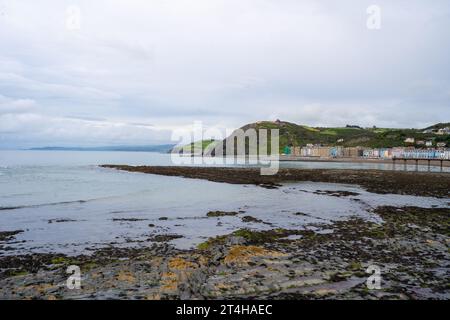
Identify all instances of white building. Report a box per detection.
[437,127,449,135]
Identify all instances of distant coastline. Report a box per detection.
[28,144,175,153]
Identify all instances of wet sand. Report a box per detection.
[101,165,450,198]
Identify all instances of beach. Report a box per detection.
[0,162,448,299]
[0,205,448,299]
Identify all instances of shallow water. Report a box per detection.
[1,150,448,171]
[0,151,448,255]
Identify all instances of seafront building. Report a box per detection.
[283,146,450,160]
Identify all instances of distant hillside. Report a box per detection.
[423,122,450,130]
[220,120,450,154]
[171,139,218,154]
[30,144,175,153]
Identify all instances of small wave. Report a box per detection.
[0,199,89,211]
[0,206,23,211]
[0,193,128,211]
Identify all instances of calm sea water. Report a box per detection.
[0,150,448,255]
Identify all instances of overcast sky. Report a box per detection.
[0,0,449,147]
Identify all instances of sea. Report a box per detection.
[0,150,448,255]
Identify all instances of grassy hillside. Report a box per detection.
[423,122,450,130]
[172,139,218,154]
[230,121,450,153]
[174,121,449,155]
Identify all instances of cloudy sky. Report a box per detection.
[0,0,449,147]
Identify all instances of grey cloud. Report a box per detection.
[0,0,449,147]
[0,95,36,115]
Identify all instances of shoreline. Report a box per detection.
[175,154,450,167]
[278,155,450,167]
[101,165,450,198]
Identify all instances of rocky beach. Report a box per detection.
[0,167,448,300]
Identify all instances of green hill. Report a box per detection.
[423,122,450,130]
[174,121,449,155]
[225,120,450,153]
[171,139,218,154]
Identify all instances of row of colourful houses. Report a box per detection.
[283,146,450,160]
[391,149,450,159]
